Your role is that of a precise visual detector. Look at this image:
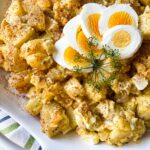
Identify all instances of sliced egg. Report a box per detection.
[102,25,142,59]
[80,3,106,47]
[99,4,138,35]
[63,16,80,52]
[63,16,103,58]
[53,37,92,72]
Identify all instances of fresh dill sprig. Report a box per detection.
[88,36,99,48]
[73,37,122,90]
[103,45,120,59]
[103,45,122,70]
[73,65,82,73]
[74,53,83,62]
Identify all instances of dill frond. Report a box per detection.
[74,53,83,62]
[88,36,99,48]
[73,65,82,73]
[73,37,122,90]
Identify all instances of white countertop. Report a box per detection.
[0,145,5,150]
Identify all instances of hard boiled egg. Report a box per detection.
[53,37,92,72]
[63,16,103,58]
[99,4,138,35]
[102,25,142,59]
[80,3,106,47]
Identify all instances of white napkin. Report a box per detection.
[0,110,41,150]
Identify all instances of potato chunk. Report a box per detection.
[37,0,52,10]
[26,53,52,70]
[137,95,150,121]
[8,70,32,92]
[84,83,107,103]
[6,0,25,17]
[76,128,99,144]
[21,39,54,70]
[25,97,43,116]
[107,119,145,146]
[95,99,146,146]
[139,6,150,40]
[96,99,115,120]
[21,39,53,57]
[133,44,150,81]
[74,102,101,131]
[0,20,35,48]
[64,78,85,100]
[26,5,45,31]
[53,0,80,26]
[26,87,43,116]
[140,0,150,5]
[0,44,28,72]
[40,102,71,137]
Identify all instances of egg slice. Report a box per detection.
[99,4,138,35]
[80,3,106,47]
[63,16,103,58]
[53,37,92,72]
[102,25,142,59]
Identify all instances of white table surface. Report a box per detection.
[0,145,5,150]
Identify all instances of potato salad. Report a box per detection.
[0,0,150,146]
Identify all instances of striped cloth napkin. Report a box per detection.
[0,110,42,150]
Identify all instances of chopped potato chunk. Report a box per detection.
[139,6,150,40]
[140,0,150,5]
[6,0,25,16]
[26,87,43,116]
[122,96,137,112]
[0,44,28,72]
[84,83,107,103]
[40,101,71,137]
[64,78,85,100]
[46,65,69,84]
[26,53,53,70]
[98,128,110,142]
[96,99,115,120]
[76,128,99,144]
[21,39,54,70]
[0,19,35,48]
[108,118,145,146]
[53,0,80,26]
[134,44,150,81]
[8,70,32,92]
[137,95,150,121]
[37,0,52,10]
[74,102,102,131]
[24,5,46,31]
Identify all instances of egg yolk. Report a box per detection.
[112,30,131,48]
[87,14,102,41]
[76,26,103,57]
[108,11,135,28]
[64,47,90,67]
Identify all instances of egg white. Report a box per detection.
[99,4,139,35]
[63,15,103,58]
[53,37,72,70]
[80,3,106,48]
[102,25,142,59]
[63,16,82,54]
[53,37,92,72]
